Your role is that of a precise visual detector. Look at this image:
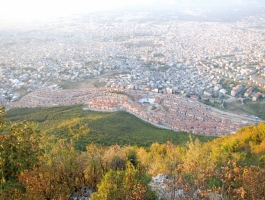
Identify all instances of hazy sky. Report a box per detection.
[0,0,160,21]
[0,0,262,22]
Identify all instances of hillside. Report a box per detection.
[6,105,215,151]
[1,105,265,199]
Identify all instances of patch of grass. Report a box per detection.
[6,105,216,151]
[60,79,97,89]
[60,81,84,89]
[93,80,106,88]
[224,100,265,120]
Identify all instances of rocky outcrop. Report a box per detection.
[68,186,94,200]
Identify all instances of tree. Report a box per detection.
[19,140,86,200]
[83,143,106,190]
[0,106,41,198]
[91,162,158,200]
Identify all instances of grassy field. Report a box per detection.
[224,99,265,120]
[59,71,123,89]
[93,80,107,88]
[60,79,99,89]
[6,105,216,151]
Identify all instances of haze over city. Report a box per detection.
[1,0,265,22]
[1,0,265,136]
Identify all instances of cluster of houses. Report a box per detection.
[124,93,243,136]
[96,90,253,135]
[8,87,250,136]
[88,95,127,111]
[231,84,264,101]
[1,14,265,108]
[9,88,105,108]
[243,86,263,101]
[161,96,243,135]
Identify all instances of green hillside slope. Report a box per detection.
[6,105,215,150]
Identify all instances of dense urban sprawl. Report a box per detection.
[1,13,265,105]
[1,13,265,135]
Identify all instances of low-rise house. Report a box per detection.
[252,92,261,101]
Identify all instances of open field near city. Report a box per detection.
[224,100,265,120]
[59,71,129,89]
[60,78,106,89]
[6,105,215,151]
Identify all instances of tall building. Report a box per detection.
[231,85,243,96]
[244,87,253,97]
